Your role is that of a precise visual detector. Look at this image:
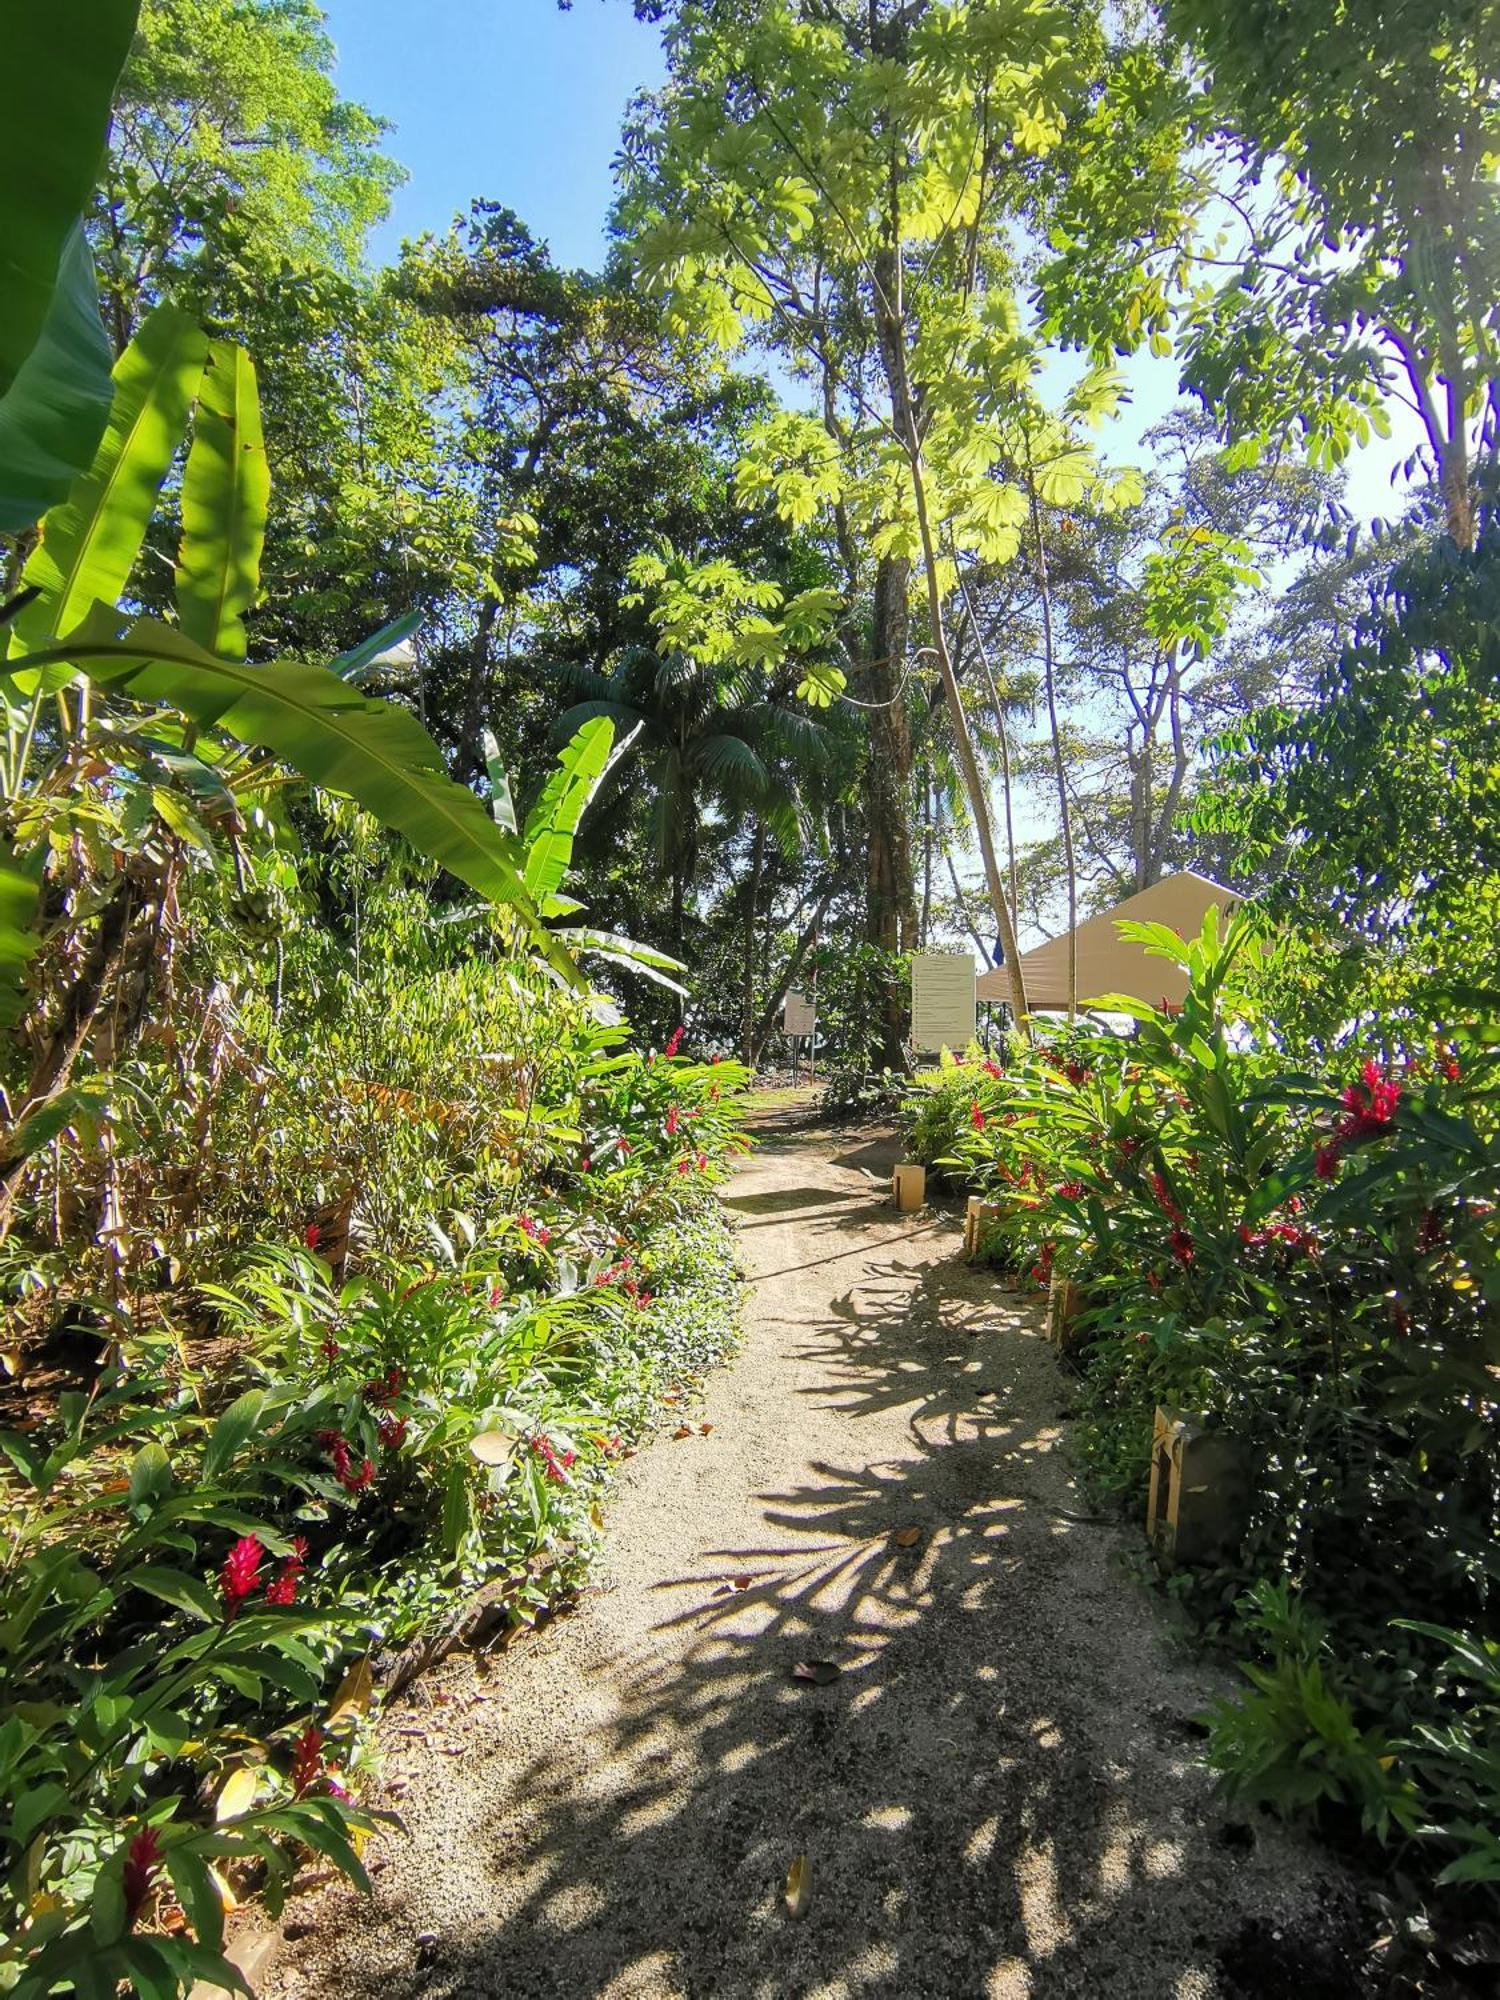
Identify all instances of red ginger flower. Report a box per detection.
[488,1281,505,1307]
[664,1026,684,1058]
[123,1825,162,1923]
[616,1137,632,1156]
[970,1101,986,1131]
[265,1537,308,1607]
[290,1723,325,1799]
[1169,1227,1195,1266]
[1057,1181,1084,1200]
[676,1157,691,1175]
[221,1536,264,1617]
[696,1151,708,1172]
[304,1222,321,1251]
[665,1105,681,1137]
[982,1059,1002,1079]
[529,1433,576,1484]
[363,1364,404,1407]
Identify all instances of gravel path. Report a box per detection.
[259,1122,1355,2000]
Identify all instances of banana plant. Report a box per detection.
[482,717,687,996]
[0,0,140,531]
[0,305,574,1198]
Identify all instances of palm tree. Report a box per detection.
[551,646,831,963]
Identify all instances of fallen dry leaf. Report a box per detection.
[698,1422,714,1435]
[791,1659,840,1686]
[469,1429,517,1467]
[326,1655,374,1729]
[894,1526,922,1548]
[784,1853,811,1918]
[672,1424,693,1439]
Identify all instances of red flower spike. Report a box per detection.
[616,1137,632,1156]
[290,1724,324,1799]
[665,1105,681,1137]
[123,1825,162,1923]
[970,1102,986,1131]
[664,1026,684,1059]
[221,1536,264,1617]
[304,1222,321,1251]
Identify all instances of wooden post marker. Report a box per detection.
[892,1163,926,1211]
[1045,1272,1085,1351]
[1146,1406,1249,1564]
[964,1195,1004,1257]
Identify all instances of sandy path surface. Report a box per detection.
[261,1122,1352,2000]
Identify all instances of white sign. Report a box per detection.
[911,952,976,1052]
[783,989,816,1038]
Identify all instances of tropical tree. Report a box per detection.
[1039,0,1500,547]
[621,0,1148,1027]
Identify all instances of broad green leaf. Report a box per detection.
[201,1388,265,1482]
[0,840,44,1028]
[483,727,517,833]
[11,307,210,657]
[27,617,578,983]
[0,0,137,396]
[329,606,421,684]
[174,342,268,659]
[125,1566,220,1625]
[523,717,616,901]
[0,226,115,534]
[559,926,689,996]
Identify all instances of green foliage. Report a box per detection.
[911,910,1500,1912]
[1199,502,1500,1023]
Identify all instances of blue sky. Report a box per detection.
[320,0,665,267]
[319,0,1419,522]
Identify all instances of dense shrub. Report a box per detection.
[0,835,747,1994]
[906,911,1500,1912]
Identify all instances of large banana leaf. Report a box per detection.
[21,614,579,985]
[556,926,687,997]
[0,842,44,1029]
[523,717,616,902]
[174,342,268,658]
[0,226,116,534]
[331,608,423,685]
[10,306,210,657]
[0,0,138,398]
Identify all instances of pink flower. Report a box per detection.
[580,1155,592,1173]
[488,1282,505,1307]
[676,1158,691,1175]
[1314,1141,1342,1179]
[696,1152,708,1172]
[970,1102,986,1131]
[666,1105,681,1137]
[123,1825,162,1923]
[529,1434,576,1484]
[982,1059,1002,1079]
[221,1536,264,1617]
[1057,1181,1084,1200]
[664,1026,684,1058]
[376,1411,408,1450]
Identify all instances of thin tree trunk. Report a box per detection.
[872,245,1028,1028]
[1028,465,1076,1017]
[751,881,836,1062]
[741,823,765,1066]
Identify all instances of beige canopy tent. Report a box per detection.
[975,870,1236,1014]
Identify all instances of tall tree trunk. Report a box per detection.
[872,246,1028,1027]
[1028,466,1077,1016]
[918,762,933,948]
[741,823,766,1066]
[864,552,917,1058]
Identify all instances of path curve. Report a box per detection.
[262,1122,1350,2000]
